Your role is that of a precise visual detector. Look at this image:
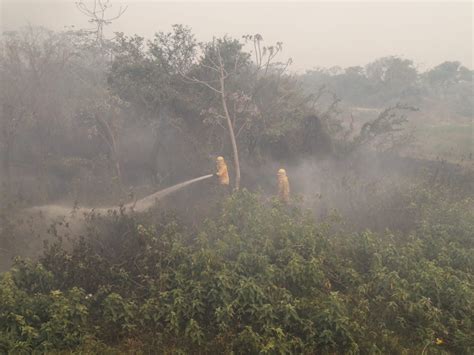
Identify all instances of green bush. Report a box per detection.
[1,189,473,353]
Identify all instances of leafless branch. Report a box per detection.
[235,121,248,138]
[75,0,127,44]
[200,63,219,72]
[190,76,222,94]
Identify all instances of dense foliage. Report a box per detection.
[1,21,472,354]
[1,186,472,353]
[1,26,472,209]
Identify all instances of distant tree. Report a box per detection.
[75,0,127,46]
[365,56,418,100]
[302,57,420,107]
[0,27,79,201]
[423,61,472,95]
[419,62,473,116]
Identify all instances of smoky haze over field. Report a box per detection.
[1,1,474,353]
[0,0,473,256]
[1,0,472,71]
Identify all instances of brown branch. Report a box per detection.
[190,77,222,94]
[200,63,219,72]
[179,70,222,94]
[236,121,248,138]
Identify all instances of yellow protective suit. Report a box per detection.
[277,168,290,203]
[216,156,230,185]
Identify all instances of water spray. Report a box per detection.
[128,174,214,212]
[27,174,215,218]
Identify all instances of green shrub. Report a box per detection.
[1,188,472,353]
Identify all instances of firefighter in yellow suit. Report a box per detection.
[215,156,230,186]
[277,168,290,203]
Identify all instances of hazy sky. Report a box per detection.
[1,1,472,71]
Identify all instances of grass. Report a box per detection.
[410,123,473,164]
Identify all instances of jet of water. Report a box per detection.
[27,174,214,218]
[129,174,214,212]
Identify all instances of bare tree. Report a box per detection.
[180,35,293,189]
[75,0,127,45]
[243,33,292,76]
[180,40,244,189]
[78,92,125,190]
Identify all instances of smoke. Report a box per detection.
[284,153,419,230]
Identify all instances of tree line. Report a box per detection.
[0,25,471,206]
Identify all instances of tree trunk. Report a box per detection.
[113,151,123,188]
[36,125,50,203]
[1,105,13,203]
[219,71,241,190]
[1,141,11,203]
[96,115,123,191]
[108,137,123,191]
